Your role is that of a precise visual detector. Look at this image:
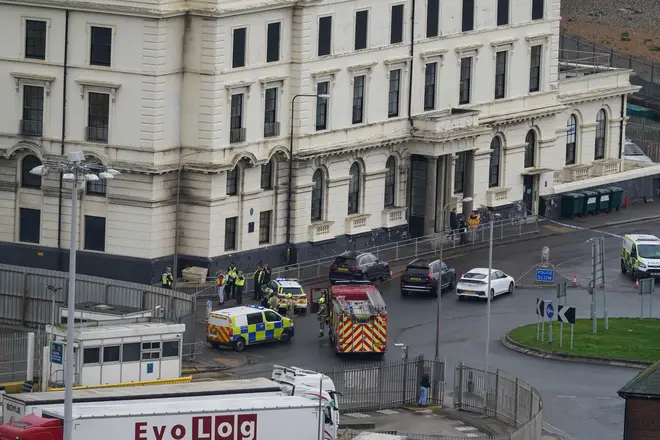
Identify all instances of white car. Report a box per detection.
[456,268,515,300]
[623,139,653,163]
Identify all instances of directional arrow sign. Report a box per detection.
[557,305,576,324]
[546,302,554,319]
[536,298,545,316]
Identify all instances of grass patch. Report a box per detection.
[621,32,631,42]
[649,45,660,52]
[508,318,660,363]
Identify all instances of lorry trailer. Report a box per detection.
[0,395,337,440]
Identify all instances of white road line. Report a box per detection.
[557,395,577,398]
[466,434,482,438]
[455,426,478,432]
[376,409,400,415]
[345,413,371,418]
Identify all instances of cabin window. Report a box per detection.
[141,341,161,360]
[162,341,179,358]
[122,343,141,362]
[103,345,120,362]
[83,347,100,364]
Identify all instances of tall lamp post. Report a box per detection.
[30,152,119,440]
[285,93,330,266]
[435,197,472,360]
[172,150,202,289]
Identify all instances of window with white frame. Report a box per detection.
[25,19,47,60]
[388,69,401,118]
[459,57,473,105]
[424,63,437,111]
[264,87,279,138]
[311,169,324,221]
[494,51,507,99]
[316,81,330,130]
[595,109,607,160]
[141,341,161,360]
[529,45,542,93]
[348,163,361,215]
[230,93,245,143]
[384,157,396,207]
[489,136,502,188]
[352,75,366,124]
[565,114,577,165]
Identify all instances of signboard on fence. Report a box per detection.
[51,342,63,365]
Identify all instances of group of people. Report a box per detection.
[215,263,247,305]
[449,209,481,245]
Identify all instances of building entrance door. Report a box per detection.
[409,155,428,238]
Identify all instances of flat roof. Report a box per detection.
[42,395,316,419]
[47,322,185,340]
[211,305,266,317]
[63,302,147,316]
[6,378,281,405]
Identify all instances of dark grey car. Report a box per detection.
[400,258,456,296]
[329,251,391,284]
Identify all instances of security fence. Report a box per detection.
[181,216,541,298]
[559,32,660,100]
[0,331,48,383]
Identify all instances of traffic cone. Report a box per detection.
[572,275,577,286]
[635,278,640,288]
[624,196,631,208]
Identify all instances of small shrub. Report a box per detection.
[649,45,660,52]
[621,32,631,41]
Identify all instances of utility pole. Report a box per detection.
[591,241,597,333]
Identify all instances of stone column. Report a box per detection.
[424,156,438,235]
[435,156,447,233]
[462,151,475,214]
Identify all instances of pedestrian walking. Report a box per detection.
[253,264,264,300]
[317,297,328,338]
[216,271,226,305]
[161,267,173,289]
[285,293,295,323]
[419,372,431,407]
[235,271,245,305]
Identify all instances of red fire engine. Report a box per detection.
[324,282,387,354]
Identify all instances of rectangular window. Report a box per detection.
[103,346,120,362]
[497,0,510,26]
[25,20,47,60]
[225,217,238,251]
[494,51,507,99]
[316,82,329,131]
[84,215,106,252]
[86,174,107,196]
[162,341,179,358]
[388,69,401,118]
[226,168,238,196]
[390,4,404,44]
[355,10,369,50]
[318,16,332,56]
[454,152,466,194]
[90,26,112,67]
[21,85,44,137]
[264,87,279,138]
[532,0,544,20]
[462,0,474,32]
[529,45,542,93]
[352,75,365,125]
[426,0,439,38]
[122,343,140,362]
[266,22,281,63]
[230,93,245,143]
[459,57,472,105]
[141,341,160,361]
[232,27,247,68]
[19,208,40,244]
[424,63,437,111]
[259,211,272,244]
[87,92,109,143]
[83,347,100,364]
[260,163,272,190]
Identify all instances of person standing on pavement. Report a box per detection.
[285,293,295,323]
[253,264,263,300]
[317,297,328,338]
[216,270,226,305]
[269,289,279,311]
[419,372,431,407]
[235,271,245,305]
[226,263,237,300]
[262,263,272,285]
[450,209,459,239]
[161,267,173,289]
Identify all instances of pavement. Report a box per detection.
[187,201,660,440]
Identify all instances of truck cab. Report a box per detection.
[0,413,63,440]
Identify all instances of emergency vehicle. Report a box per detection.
[621,234,660,278]
[206,305,294,352]
[264,278,308,313]
[326,281,388,354]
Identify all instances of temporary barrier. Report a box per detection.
[47,376,193,391]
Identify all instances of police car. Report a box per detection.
[264,279,308,313]
[621,234,660,278]
[206,305,294,352]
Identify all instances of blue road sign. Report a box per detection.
[51,342,63,365]
[546,303,554,319]
[536,269,555,282]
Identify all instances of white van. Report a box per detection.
[623,139,653,163]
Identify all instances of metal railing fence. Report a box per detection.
[454,363,543,439]
[559,31,660,100]
[180,216,540,297]
[0,331,48,383]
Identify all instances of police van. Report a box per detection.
[206,305,294,352]
[621,234,660,278]
[264,279,308,313]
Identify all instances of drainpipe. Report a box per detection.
[618,94,625,159]
[406,0,416,126]
[57,9,70,271]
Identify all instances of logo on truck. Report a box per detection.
[135,414,257,440]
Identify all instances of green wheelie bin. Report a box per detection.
[580,190,599,215]
[593,188,611,213]
[561,193,585,218]
[608,186,624,212]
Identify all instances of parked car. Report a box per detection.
[456,268,514,301]
[329,251,391,284]
[400,258,456,297]
[623,139,653,163]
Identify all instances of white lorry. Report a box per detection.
[0,395,337,440]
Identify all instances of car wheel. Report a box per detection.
[280,330,292,343]
[621,260,628,274]
[233,337,246,352]
[401,288,409,297]
[457,295,464,301]
[489,289,494,301]
[508,283,514,295]
[431,285,439,297]
[209,341,219,349]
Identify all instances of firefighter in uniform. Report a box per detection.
[317,296,328,338]
[235,271,245,305]
[161,267,173,289]
[268,289,279,311]
[285,293,295,322]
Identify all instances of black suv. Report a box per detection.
[400,258,456,296]
[329,251,391,284]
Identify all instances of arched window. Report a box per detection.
[384,157,396,207]
[565,115,577,165]
[348,163,361,215]
[311,169,324,222]
[21,154,42,189]
[524,130,536,168]
[260,159,273,190]
[489,137,501,188]
[595,109,607,160]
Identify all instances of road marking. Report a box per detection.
[557,395,577,399]
[466,434,482,438]
[376,409,400,415]
[444,253,466,260]
[345,413,371,418]
[455,426,478,432]
[543,225,574,234]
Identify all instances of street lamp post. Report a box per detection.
[435,197,472,360]
[172,150,202,289]
[484,216,495,374]
[30,152,119,440]
[285,93,330,265]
